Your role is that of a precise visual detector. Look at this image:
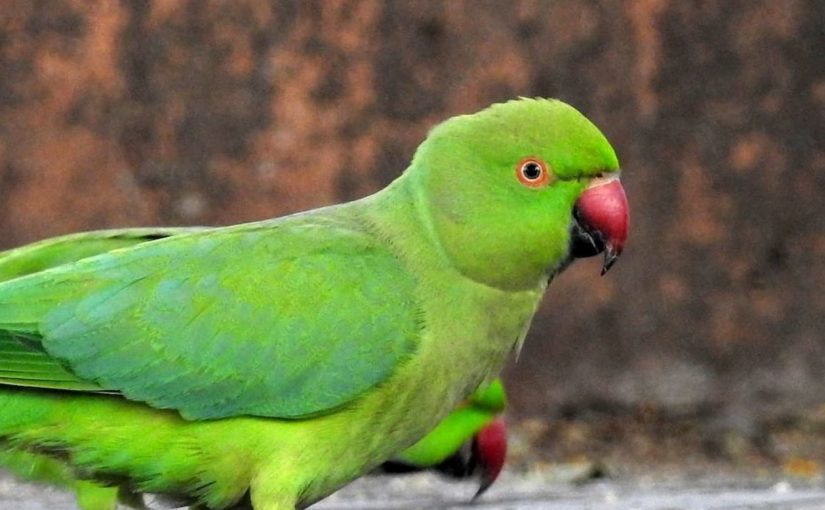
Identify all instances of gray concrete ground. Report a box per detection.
[3,469,825,510]
[318,473,825,510]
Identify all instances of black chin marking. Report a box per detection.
[547,212,607,280]
[570,209,606,259]
[546,211,610,282]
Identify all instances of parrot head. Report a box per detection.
[408,98,629,288]
[380,417,508,498]
[471,416,507,498]
[378,379,508,497]
[433,380,508,499]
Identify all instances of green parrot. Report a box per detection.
[0,98,628,510]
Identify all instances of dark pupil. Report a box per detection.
[523,162,541,180]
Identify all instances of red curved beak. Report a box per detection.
[572,176,629,275]
[472,417,507,499]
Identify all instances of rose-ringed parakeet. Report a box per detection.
[0,98,628,510]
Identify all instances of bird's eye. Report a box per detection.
[516,157,551,188]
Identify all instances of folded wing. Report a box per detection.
[0,219,421,420]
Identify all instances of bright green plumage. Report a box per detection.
[394,379,505,467]
[0,220,420,418]
[0,380,506,510]
[0,98,619,509]
[0,449,120,510]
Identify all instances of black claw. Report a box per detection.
[472,476,495,500]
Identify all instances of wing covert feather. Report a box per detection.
[0,219,421,420]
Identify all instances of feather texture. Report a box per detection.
[0,216,420,419]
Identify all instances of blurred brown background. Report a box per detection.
[1,0,824,468]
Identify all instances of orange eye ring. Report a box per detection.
[516,157,551,188]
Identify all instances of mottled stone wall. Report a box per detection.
[1,0,823,425]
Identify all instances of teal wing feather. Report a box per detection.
[0,216,421,420]
[0,227,208,393]
[0,331,101,391]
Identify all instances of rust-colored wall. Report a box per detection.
[1,1,823,427]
